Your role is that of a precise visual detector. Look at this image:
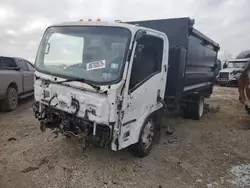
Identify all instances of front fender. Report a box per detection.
[118,105,162,150]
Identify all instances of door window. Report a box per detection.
[18,59,29,71]
[26,61,35,71]
[129,34,164,90]
[0,57,17,69]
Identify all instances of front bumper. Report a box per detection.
[217,78,230,85]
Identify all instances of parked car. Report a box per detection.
[0,56,34,111]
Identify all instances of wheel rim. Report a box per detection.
[141,120,154,150]
[9,90,17,109]
[198,98,204,117]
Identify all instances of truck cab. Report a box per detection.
[217,59,250,86]
[33,21,169,157]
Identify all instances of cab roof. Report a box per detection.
[54,21,136,28]
[49,21,166,36]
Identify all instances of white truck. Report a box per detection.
[217,58,250,86]
[33,18,219,157]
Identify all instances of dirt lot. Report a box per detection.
[0,86,250,188]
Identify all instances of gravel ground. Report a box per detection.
[0,86,250,188]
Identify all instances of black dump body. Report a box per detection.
[128,18,220,103]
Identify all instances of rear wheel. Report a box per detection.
[190,95,204,120]
[129,119,154,157]
[3,87,18,111]
[181,103,191,119]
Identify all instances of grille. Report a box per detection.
[219,72,229,78]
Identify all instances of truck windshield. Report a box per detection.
[227,61,248,69]
[35,26,131,84]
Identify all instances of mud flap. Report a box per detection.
[153,108,164,144]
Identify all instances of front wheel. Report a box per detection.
[129,119,154,157]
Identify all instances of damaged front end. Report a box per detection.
[33,77,121,151]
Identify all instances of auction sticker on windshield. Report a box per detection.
[86,60,106,71]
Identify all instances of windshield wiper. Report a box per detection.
[55,78,101,91]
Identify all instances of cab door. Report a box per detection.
[118,30,169,149]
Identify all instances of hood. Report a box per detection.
[219,67,243,73]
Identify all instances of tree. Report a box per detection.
[219,51,233,62]
[219,51,233,68]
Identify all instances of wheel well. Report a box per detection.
[8,82,18,92]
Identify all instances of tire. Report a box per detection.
[3,87,18,111]
[190,95,204,120]
[129,118,154,157]
[181,103,191,119]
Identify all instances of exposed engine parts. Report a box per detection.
[33,96,111,151]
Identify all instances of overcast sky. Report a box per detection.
[0,0,249,62]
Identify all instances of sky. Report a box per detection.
[0,0,249,62]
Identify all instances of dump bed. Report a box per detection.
[128,18,220,102]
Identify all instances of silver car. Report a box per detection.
[0,56,34,111]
